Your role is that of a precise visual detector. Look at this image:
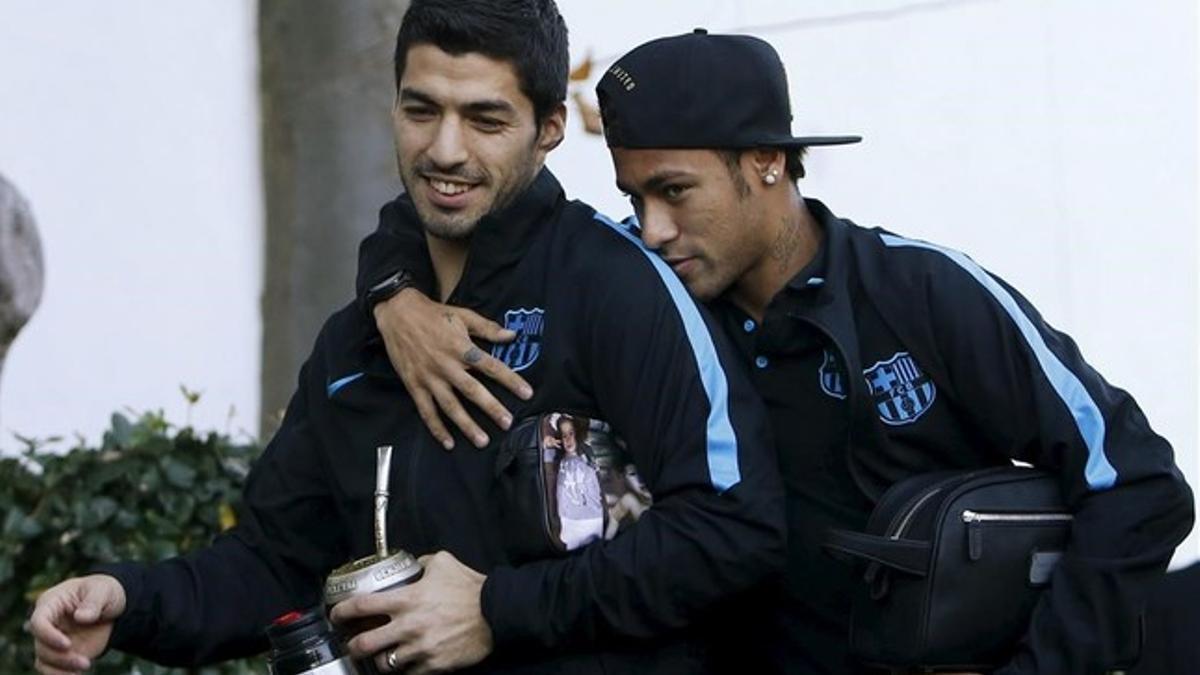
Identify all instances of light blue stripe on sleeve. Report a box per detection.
[879,234,1117,490]
[594,212,742,492]
[327,372,365,398]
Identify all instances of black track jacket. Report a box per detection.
[96,170,785,673]
[788,200,1194,674]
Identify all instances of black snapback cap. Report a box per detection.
[596,28,861,150]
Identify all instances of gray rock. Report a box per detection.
[0,173,45,402]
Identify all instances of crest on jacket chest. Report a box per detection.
[493,307,544,372]
[819,348,848,400]
[863,351,936,425]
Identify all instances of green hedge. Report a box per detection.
[1,407,267,674]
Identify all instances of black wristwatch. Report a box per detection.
[365,270,415,309]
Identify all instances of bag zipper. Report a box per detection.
[961,510,1073,524]
[890,487,944,539]
[963,509,1072,561]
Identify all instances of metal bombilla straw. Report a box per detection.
[374,445,392,558]
[323,445,423,611]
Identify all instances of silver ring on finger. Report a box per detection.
[386,647,400,672]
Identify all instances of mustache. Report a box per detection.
[412,159,486,183]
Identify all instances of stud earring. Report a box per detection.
[763,172,778,185]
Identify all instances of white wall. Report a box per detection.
[552,0,1199,565]
[0,2,262,446]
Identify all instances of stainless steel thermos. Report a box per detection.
[266,608,360,675]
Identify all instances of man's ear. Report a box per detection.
[748,147,786,179]
[537,102,568,154]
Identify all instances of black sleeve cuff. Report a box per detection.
[479,566,527,652]
[88,562,151,652]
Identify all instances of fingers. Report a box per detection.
[34,659,83,675]
[429,382,489,449]
[30,591,74,651]
[412,389,455,450]
[331,585,414,626]
[449,370,513,433]
[457,309,516,344]
[467,350,532,401]
[33,641,89,674]
[453,309,532,401]
[29,609,71,652]
[72,582,103,623]
[376,642,428,674]
[347,620,406,658]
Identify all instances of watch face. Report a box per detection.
[371,272,402,292]
[368,272,411,304]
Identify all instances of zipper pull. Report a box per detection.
[964,510,984,561]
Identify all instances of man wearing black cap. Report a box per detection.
[352,29,1193,675]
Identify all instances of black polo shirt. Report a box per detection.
[713,236,874,675]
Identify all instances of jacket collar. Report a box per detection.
[390,167,565,308]
[788,198,850,293]
[785,198,902,500]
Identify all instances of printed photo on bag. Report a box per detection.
[539,413,651,550]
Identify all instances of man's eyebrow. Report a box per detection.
[616,170,691,196]
[399,89,515,117]
[463,100,517,116]
[642,170,691,193]
[399,87,438,106]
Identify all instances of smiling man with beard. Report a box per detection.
[28,6,785,675]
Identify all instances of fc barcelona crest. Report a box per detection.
[492,308,544,372]
[863,352,936,425]
[818,349,847,400]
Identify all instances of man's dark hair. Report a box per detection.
[394,0,569,125]
[717,147,809,197]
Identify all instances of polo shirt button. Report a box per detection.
[743,319,756,333]
[755,355,769,369]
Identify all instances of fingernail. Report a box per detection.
[519,385,533,400]
[500,415,512,429]
[474,433,489,447]
[442,439,454,451]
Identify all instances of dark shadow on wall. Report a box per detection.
[258,0,410,436]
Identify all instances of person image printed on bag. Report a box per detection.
[546,415,605,549]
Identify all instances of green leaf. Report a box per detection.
[179,384,203,405]
[160,492,196,525]
[87,496,120,526]
[161,458,197,488]
[110,413,134,446]
[91,461,128,489]
[80,532,116,562]
[138,465,162,493]
[2,507,43,541]
[113,508,139,530]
